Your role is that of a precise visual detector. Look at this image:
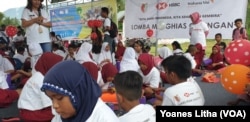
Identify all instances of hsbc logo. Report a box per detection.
[156,2,168,10]
[156,2,180,10]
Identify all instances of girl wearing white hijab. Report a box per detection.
[28,43,43,70]
[75,42,94,64]
[119,47,140,73]
[75,42,104,88]
[157,46,173,59]
[97,42,116,66]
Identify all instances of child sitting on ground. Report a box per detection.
[161,55,205,106]
[114,71,156,122]
[206,45,225,70]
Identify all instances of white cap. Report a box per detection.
[28,43,43,56]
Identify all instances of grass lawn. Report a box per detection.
[149,39,231,57]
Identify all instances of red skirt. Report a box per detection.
[19,107,53,122]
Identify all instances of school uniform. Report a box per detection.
[18,53,63,122]
[0,89,18,108]
[138,54,161,88]
[173,49,183,55]
[183,53,197,69]
[162,77,205,106]
[41,61,119,122]
[53,49,66,58]
[13,53,29,63]
[120,47,140,73]
[97,42,116,66]
[119,104,156,122]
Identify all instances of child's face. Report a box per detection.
[172,45,176,50]
[105,45,110,52]
[235,21,242,28]
[138,61,147,71]
[212,47,218,54]
[46,90,76,119]
[68,47,75,55]
[215,35,222,42]
[134,43,142,53]
[190,48,197,56]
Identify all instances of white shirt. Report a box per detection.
[0,71,9,89]
[189,22,209,48]
[162,78,205,106]
[157,47,173,59]
[103,18,111,35]
[0,57,14,73]
[86,98,119,122]
[173,49,183,55]
[18,72,52,110]
[53,50,66,58]
[119,104,156,122]
[13,53,28,63]
[183,53,196,69]
[21,8,51,44]
[139,67,161,88]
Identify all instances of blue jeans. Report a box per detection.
[40,42,51,52]
[104,34,114,53]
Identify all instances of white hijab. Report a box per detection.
[157,47,173,59]
[75,42,94,64]
[120,47,140,73]
[97,42,113,64]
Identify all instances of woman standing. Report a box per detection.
[21,0,52,52]
[189,12,209,50]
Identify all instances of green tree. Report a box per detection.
[0,12,5,25]
[117,0,125,12]
[1,17,20,26]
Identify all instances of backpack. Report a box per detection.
[233,27,248,40]
[109,19,118,38]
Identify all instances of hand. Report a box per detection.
[16,70,24,74]
[212,63,217,67]
[33,16,44,24]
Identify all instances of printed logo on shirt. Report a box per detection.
[184,92,195,97]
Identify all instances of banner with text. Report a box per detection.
[50,0,117,40]
[125,0,248,39]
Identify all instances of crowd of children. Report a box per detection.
[0,8,249,122]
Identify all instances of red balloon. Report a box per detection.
[94,20,103,28]
[5,25,17,37]
[146,29,153,37]
[224,39,250,66]
[87,20,95,28]
[91,32,98,40]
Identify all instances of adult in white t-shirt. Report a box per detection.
[161,55,205,106]
[189,12,209,49]
[21,0,52,52]
[101,7,115,53]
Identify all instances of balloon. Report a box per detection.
[146,29,153,37]
[87,20,95,28]
[5,25,17,37]
[221,64,250,94]
[94,20,103,28]
[157,21,166,30]
[90,32,97,40]
[224,39,250,66]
